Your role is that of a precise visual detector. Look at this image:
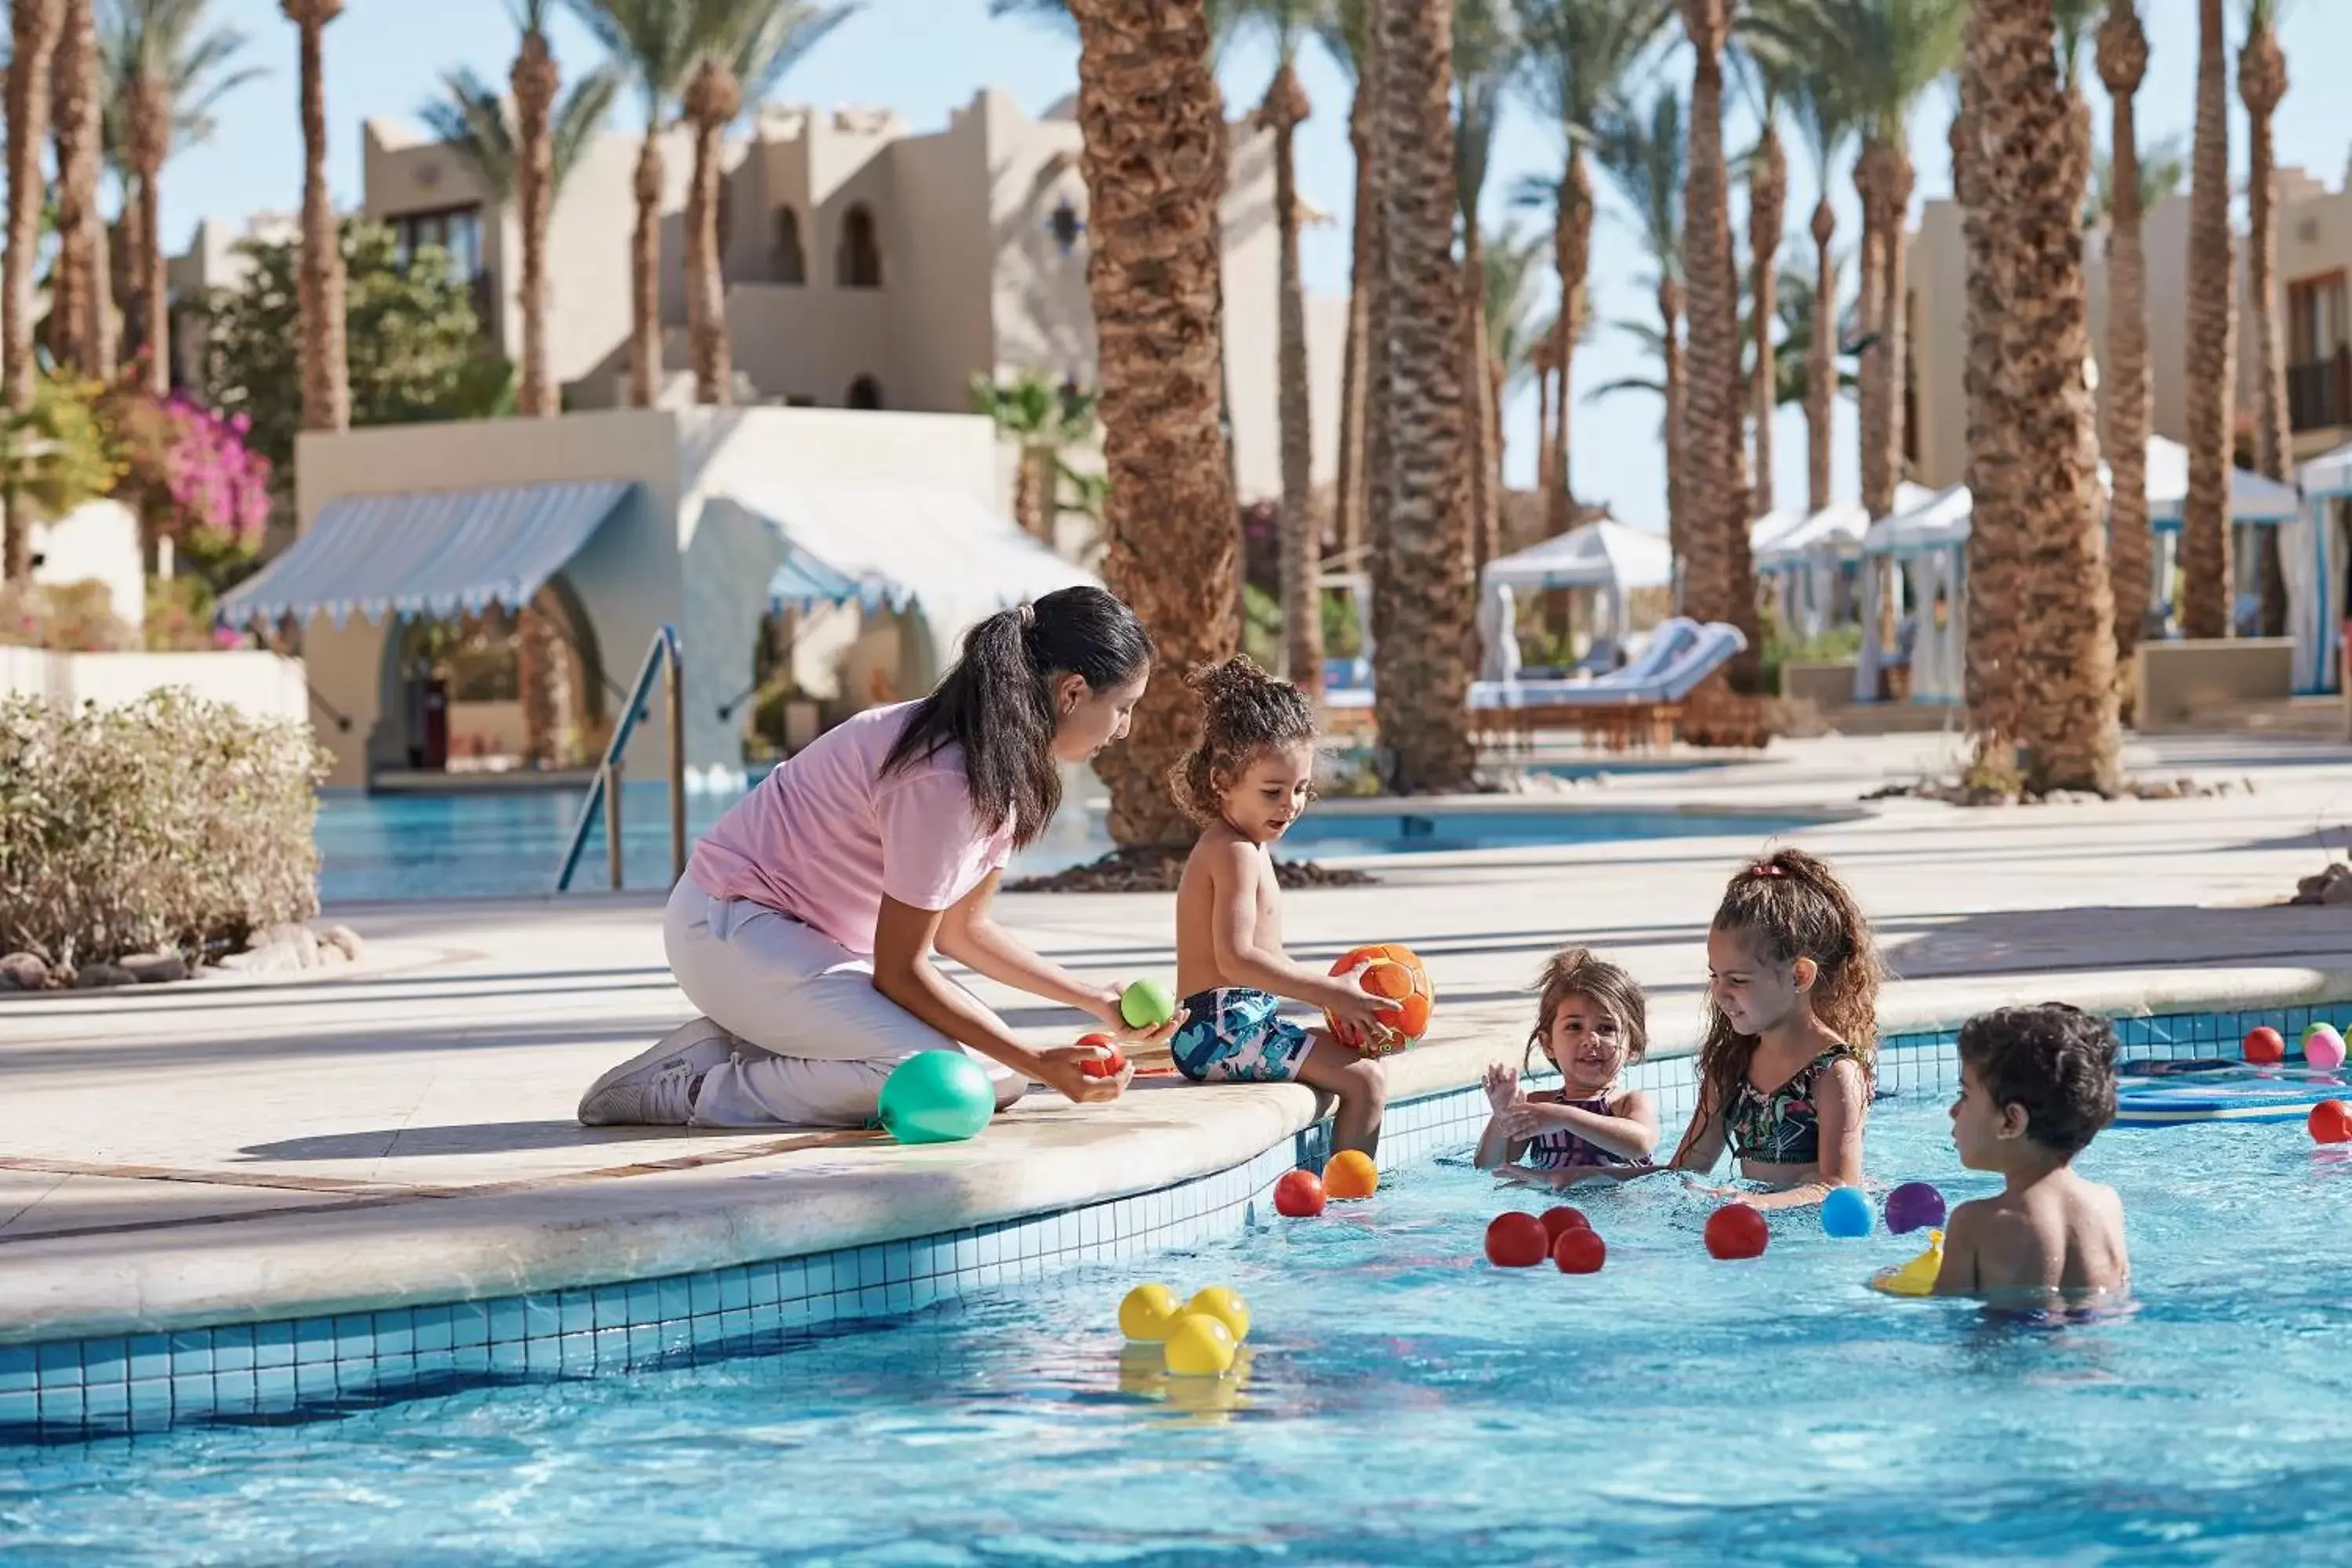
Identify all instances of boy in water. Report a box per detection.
[1937,1004,2130,1301]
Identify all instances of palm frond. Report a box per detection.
[1512,0,1675,141]
[419,68,521,201]
[1739,0,1963,149]
[564,0,699,127]
[698,1,859,111]
[98,0,266,174]
[552,69,623,191]
[1590,86,1684,286]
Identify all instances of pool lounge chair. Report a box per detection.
[1468,619,1703,750]
[1478,621,1748,752]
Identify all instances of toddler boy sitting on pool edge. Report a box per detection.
[1936,1004,2130,1302]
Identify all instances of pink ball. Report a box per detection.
[2308,1026,2347,1072]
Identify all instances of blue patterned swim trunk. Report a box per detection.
[1171,988,1315,1083]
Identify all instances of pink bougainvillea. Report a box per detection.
[154,395,272,553]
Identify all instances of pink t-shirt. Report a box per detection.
[688,702,1015,956]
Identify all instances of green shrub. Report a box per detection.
[0,689,328,968]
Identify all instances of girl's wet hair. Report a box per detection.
[1683,848,1885,1152]
[1523,946,1650,1077]
[883,585,1152,847]
[1169,655,1317,824]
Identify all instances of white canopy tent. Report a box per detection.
[2292,443,2352,691]
[1479,519,1673,678]
[1856,485,1971,705]
[1759,483,1936,638]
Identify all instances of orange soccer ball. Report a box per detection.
[1324,943,1435,1057]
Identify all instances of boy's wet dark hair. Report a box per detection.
[1169,655,1316,825]
[1958,1004,2119,1158]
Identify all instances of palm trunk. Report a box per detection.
[684,60,740,408]
[1806,198,1835,514]
[1679,0,1755,686]
[1011,445,1046,537]
[1978,2,2117,793]
[1855,147,1891,521]
[1373,0,1475,790]
[1334,80,1372,571]
[1462,233,1497,575]
[51,0,113,379]
[1548,151,1592,532]
[1956,53,2016,765]
[1749,120,1785,523]
[1266,62,1322,696]
[512,28,560,419]
[3,2,60,414]
[2240,20,2290,639]
[2181,0,2235,641]
[288,2,350,434]
[630,131,665,409]
[1534,355,1554,496]
[1662,278,1685,571]
[2098,2,2151,676]
[1067,0,1238,848]
[135,145,170,396]
[1363,7,1396,661]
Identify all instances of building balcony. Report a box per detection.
[2288,350,2351,434]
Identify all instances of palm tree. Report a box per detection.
[1592,88,1685,559]
[2085,132,2180,230]
[5,1,64,416]
[1318,0,1372,574]
[1965,0,2116,793]
[1678,0,1756,685]
[1454,0,1513,578]
[1374,0,1475,789]
[281,1,349,434]
[1736,52,1791,524]
[1483,223,1549,495]
[566,0,693,410]
[2240,0,2292,639]
[51,0,116,379]
[1232,0,1327,695]
[2096,0,2153,671]
[417,53,621,409]
[968,372,1098,542]
[1513,0,1674,535]
[2181,0,2234,640]
[1062,0,1240,849]
[102,0,264,398]
[1784,68,1851,514]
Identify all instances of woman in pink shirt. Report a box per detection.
[578,586,1176,1129]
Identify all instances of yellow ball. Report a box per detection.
[1185,1286,1252,1343]
[1162,1312,1239,1377]
[1118,1283,1181,1341]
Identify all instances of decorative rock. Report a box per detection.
[73,963,136,989]
[252,923,321,967]
[0,952,51,990]
[218,940,310,975]
[2287,864,2352,908]
[118,952,188,985]
[321,924,365,964]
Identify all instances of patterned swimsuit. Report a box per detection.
[1725,1043,1867,1164]
[1523,1092,1636,1169]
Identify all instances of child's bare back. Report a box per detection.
[1939,1167,2129,1301]
[1174,818,1280,996]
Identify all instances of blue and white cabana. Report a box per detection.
[1478,519,1674,676]
[1856,485,1971,705]
[2127,434,2303,634]
[1759,483,1935,640]
[2292,443,2352,692]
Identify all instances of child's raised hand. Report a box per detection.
[1483,1063,1519,1113]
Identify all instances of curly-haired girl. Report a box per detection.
[1666,848,1886,1208]
[1168,656,1393,1154]
[1476,946,1659,1182]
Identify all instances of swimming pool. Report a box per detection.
[314,786,1829,903]
[9,1018,2351,1562]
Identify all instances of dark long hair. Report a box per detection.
[1679,848,1885,1160]
[881,586,1152,847]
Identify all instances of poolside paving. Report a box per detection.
[4,729,2350,1339]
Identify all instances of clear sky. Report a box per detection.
[157,0,2350,535]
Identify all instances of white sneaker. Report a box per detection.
[578,1018,739,1127]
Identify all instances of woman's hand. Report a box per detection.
[1032,1045,1134,1105]
[1078,987,1130,1032]
[1319,963,1402,1040]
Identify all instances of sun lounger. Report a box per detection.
[1477,621,1748,752]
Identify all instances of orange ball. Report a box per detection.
[1485,1211,1550,1268]
[1552,1227,1607,1273]
[1704,1203,1770,1261]
[2246,1027,2286,1065]
[2310,1098,2352,1144]
[1324,943,1436,1057]
[1323,1149,1379,1200]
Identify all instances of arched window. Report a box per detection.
[846,376,884,410]
[774,207,807,285]
[837,204,882,289]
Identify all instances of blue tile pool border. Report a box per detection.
[1,999,2338,1443]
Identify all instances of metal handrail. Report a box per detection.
[555,623,685,893]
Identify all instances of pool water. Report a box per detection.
[314,786,1824,904]
[9,1095,2352,1563]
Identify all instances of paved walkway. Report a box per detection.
[4,730,2349,1339]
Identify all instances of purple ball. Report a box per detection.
[1885,1181,1947,1236]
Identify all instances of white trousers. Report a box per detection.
[664,879,1025,1129]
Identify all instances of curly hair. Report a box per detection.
[1523,946,1650,1076]
[1958,1004,2118,1158]
[1168,655,1318,825]
[1684,848,1886,1148]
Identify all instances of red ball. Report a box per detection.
[1704,1203,1770,1261]
[1484,1211,1551,1268]
[2310,1099,2352,1145]
[1552,1227,1607,1273]
[1273,1167,1327,1217]
[1540,1207,1591,1244]
[2246,1027,2286,1065]
[1076,1033,1127,1080]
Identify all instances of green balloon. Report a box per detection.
[1121,978,1176,1029]
[877,1052,997,1145]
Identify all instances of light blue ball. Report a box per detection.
[1820,1185,1874,1239]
